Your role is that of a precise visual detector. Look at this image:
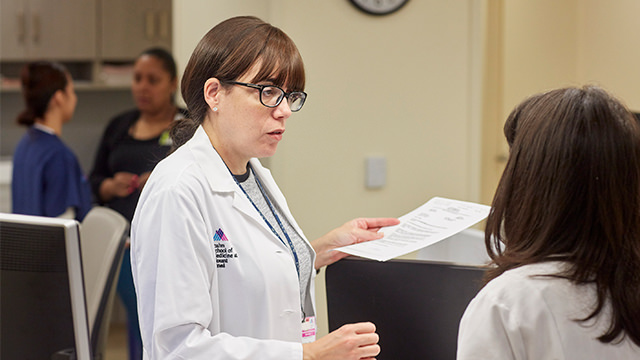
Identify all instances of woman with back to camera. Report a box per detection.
[457,86,640,359]
[89,47,187,360]
[12,61,92,221]
[131,16,399,359]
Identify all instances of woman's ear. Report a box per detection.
[204,78,222,111]
[49,89,65,110]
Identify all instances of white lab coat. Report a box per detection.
[457,261,640,360]
[131,126,316,359]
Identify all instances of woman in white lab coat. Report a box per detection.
[457,86,640,359]
[131,16,399,360]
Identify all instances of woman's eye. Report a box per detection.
[262,88,276,97]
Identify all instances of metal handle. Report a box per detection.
[17,11,26,44]
[158,10,169,40]
[145,11,155,40]
[32,13,40,43]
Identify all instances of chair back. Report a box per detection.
[80,206,128,359]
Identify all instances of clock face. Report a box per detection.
[349,0,409,15]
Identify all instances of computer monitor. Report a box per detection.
[1,213,92,360]
[326,257,485,360]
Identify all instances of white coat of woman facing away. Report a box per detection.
[457,86,640,359]
[130,16,399,360]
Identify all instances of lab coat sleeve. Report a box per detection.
[131,182,302,360]
[456,275,566,360]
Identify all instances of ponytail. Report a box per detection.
[169,117,199,153]
[16,109,37,126]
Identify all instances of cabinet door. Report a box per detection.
[0,0,95,61]
[101,0,159,61]
[0,0,29,60]
[153,0,172,51]
[28,0,96,59]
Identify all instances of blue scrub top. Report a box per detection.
[12,126,92,221]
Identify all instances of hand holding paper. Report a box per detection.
[335,197,490,261]
[311,217,400,269]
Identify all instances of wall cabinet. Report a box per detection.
[0,0,96,61]
[100,0,172,61]
[0,0,172,88]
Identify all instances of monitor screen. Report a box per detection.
[0,213,92,360]
[326,257,485,360]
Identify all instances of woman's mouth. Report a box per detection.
[268,129,284,140]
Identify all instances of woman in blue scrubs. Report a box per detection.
[12,61,92,221]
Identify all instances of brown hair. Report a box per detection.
[171,16,306,150]
[17,61,69,126]
[485,86,640,345]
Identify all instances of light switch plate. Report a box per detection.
[365,156,386,189]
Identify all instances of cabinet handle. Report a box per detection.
[17,11,26,44]
[32,13,41,44]
[158,10,170,40]
[145,11,155,40]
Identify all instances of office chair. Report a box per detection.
[80,206,129,360]
[0,213,93,360]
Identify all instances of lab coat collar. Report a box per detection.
[186,126,270,236]
[185,125,307,242]
[249,161,302,235]
[186,125,237,193]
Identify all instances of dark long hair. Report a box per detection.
[16,61,69,126]
[485,86,640,345]
[170,16,306,150]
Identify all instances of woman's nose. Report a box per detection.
[273,98,292,119]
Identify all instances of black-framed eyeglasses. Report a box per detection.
[225,81,307,112]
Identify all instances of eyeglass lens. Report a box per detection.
[261,86,305,111]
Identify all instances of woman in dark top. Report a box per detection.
[89,108,186,220]
[89,47,186,360]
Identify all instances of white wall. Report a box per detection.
[501,0,579,119]
[485,0,640,197]
[174,0,484,337]
[498,0,640,129]
[577,0,640,111]
[173,0,269,78]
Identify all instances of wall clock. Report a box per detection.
[349,0,409,16]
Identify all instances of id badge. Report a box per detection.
[301,316,316,343]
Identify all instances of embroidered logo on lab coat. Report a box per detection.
[213,228,228,241]
[213,228,238,268]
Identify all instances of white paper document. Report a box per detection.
[336,197,491,262]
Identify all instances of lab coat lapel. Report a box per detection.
[249,159,308,242]
[187,126,236,193]
[250,159,318,286]
[186,126,291,245]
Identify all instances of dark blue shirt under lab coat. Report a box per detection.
[12,125,92,221]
